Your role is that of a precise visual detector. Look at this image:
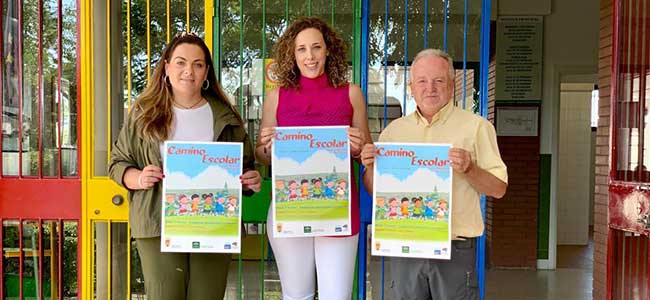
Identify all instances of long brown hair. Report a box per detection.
[131,33,242,141]
[273,16,349,89]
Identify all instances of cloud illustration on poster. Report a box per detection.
[376,168,450,193]
[274,150,348,176]
[165,165,240,190]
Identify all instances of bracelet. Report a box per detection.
[137,172,145,189]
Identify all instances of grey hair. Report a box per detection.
[409,49,455,82]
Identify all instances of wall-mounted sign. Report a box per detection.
[496,16,543,101]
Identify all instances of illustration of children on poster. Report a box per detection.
[272,126,351,237]
[372,142,453,259]
[161,141,243,253]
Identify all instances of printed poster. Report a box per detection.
[372,142,453,259]
[272,126,351,237]
[161,141,243,253]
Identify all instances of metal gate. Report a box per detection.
[608,0,650,299]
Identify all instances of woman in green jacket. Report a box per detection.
[108,32,261,300]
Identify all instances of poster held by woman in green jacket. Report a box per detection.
[108,32,261,300]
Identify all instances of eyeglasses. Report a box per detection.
[174,31,200,39]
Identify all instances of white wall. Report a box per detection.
[558,83,593,245]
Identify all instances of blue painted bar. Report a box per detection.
[358,0,371,298]
[443,0,448,51]
[478,1,492,299]
[424,0,428,48]
[383,0,388,128]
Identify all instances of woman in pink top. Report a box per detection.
[256,17,371,300]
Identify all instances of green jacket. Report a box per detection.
[108,96,255,238]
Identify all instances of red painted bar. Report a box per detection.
[57,0,63,178]
[38,220,43,300]
[610,0,621,181]
[0,219,4,298]
[58,220,63,300]
[37,0,43,179]
[17,0,23,178]
[625,235,633,300]
[0,179,81,219]
[18,220,23,300]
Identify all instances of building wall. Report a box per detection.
[594,0,613,298]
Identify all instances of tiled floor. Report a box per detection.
[224,246,594,300]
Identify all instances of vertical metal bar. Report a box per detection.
[461,0,468,110]
[214,0,222,79]
[260,223,266,300]
[610,0,621,180]
[238,247,243,300]
[0,0,3,176]
[18,0,23,178]
[127,225,132,300]
[38,220,43,300]
[478,1,491,299]
[91,221,96,300]
[127,0,132,111]
[402,0,408,112]
[308,0,312,16]
[105,0,112,167]
[107,222,112,300]
[443,0,448,51]
[58,221,63,300]
[0,219,3,298]
[147,0,151,82]
[285,0,288,26]
[238,0,244,114]
[383,0,388,125]
[19,220,23,299]
[353,0,361,84]
[37,0,43,178]
[167,0,171,42]
[625,0,633,181]
[58,0,64,177]
[640,0,647,181]
[423,0,428,49]
[186,0,190,32]
[74,0,81,178]
[358,0,370,297]
[633,0,641,181]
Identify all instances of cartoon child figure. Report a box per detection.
[190,194,201,215]
[202,194,213,214]
[400,197,410,218]
[324,179,335,198]
[300,179,310,199]
[436,199,448,221]
[288,180,298,200]
[227,195,238,216]
[178,194,189,215]
[388,198,399,218]
[311,178,323,198]
[275,180,287,202]
[425,200,435,219]
[165,194,177,216]
[336,178,347,200]
[215,196,226,215]
[375,197,387,219]
[412,197,423,219]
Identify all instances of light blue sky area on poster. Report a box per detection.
[375,143,451,181]
[273,127,349,163]
[165,142,242,178]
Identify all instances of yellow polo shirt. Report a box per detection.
[378,102,508,238]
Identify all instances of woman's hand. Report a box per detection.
[241,170,262,193]
[137,165,164,189]
[258,127,275,155]
[360,144,376,169]
[348,127,364,158]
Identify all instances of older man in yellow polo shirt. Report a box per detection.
[361,48,508,300]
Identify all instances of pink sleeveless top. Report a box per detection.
[276,74,360,236]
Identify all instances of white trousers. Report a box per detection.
[267,214,359,300]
